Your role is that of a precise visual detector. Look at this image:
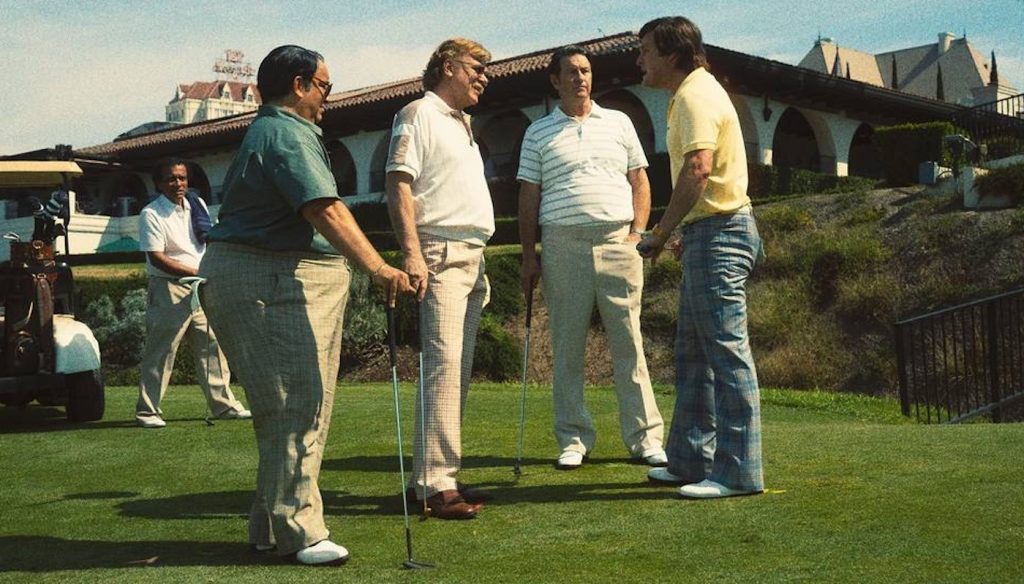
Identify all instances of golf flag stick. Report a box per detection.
[514,286,534,475]
[387,305,434,569]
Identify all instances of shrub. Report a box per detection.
[873,121,957,186]
[82,289,147,368]
[975,163,1024,206]
[342,268,387,359]
[471,314,521,381]
[755,205,815,239]
[747,164,878,199]
[483,252,524,320]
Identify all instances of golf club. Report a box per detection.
[514,286,534,475]
[418,339,430,519]
[387,305,434,570]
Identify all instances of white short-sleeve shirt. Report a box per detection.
[138,194,206,278]
[386,91,494,245]
[517,102,648,226]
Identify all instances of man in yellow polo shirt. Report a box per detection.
[635,16,765,499]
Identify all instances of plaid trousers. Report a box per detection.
[200,242,350,555]
[666,208,764,492]
[410,235,487,498]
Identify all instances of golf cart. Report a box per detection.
[0,160,104,422]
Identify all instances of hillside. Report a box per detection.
[472,186,1024,396]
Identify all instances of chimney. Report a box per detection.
[938,32,955,54]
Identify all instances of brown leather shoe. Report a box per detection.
[425,489,481,520]
[457,482,492,504]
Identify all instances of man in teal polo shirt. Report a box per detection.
[200,44,412,566]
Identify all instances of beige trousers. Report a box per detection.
[200,242,350,556]
[136,277,241,418]
[541,223,664,458]
[410,235,487,498]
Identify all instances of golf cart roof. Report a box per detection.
[0,161,83,188]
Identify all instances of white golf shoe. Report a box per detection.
[295,539,349,566]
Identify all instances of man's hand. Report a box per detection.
[625,231,643,245]
[520,255,541,299]
[636,230,668,262]
[403,251,429,301]
[373,264,415,308]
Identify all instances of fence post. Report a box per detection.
[896,323,912,418]
[986,302,1002,423]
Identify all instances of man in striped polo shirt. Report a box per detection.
[518,45,666,471]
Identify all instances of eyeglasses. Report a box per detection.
[309,76,333,97]
[453,60,487,77]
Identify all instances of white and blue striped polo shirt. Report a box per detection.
[517,101,648,226]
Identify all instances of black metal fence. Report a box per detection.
[951,93,1024,160]
[896,289,1024,423]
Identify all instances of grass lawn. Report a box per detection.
[1,383,1021,583]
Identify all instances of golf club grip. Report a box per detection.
[525,286,534,328]
[386,305,398,367]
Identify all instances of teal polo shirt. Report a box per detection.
[208,105,340,254]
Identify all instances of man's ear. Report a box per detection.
[443,60,454,77]
[549,73,560,91]
[291,75,305,97]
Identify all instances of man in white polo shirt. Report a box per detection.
[518,46,666,471]
[135,159,249,428]
[385,38,494,520]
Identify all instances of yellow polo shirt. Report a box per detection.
[667,67,749,224]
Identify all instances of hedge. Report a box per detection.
[873,121,957,186]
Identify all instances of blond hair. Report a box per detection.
[422,38,492,91]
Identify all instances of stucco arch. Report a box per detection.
[729,94,760,163]
[597,88,656,155]
[848,123,883,178]
[327,141,357,197]
[369,134,390,193]
[477,110,530,180]
[772,107,823,172]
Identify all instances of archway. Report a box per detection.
[771,108,821,171]
[848,123,883,178]
[327,141,357,197]
[478,110,530,180]
[598,89,656,156]
[369,134,390,193]
[185,162,212,203]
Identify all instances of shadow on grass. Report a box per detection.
[116,474,668,522]
[0,536,280,572]
[0,407,228,434]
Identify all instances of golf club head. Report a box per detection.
[513,463,522,476]
[403,559,435,570]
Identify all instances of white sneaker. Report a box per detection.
[636,448,668,467]
[647,467,686,484]
[218,408,252,420]
[556,450,584,470]
[678,479,760,499]
[295,539,349,566]
[136,415,167,429]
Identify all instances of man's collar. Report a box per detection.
[258,104,324,136]
[553,100,604,121]
[424,91,467,117]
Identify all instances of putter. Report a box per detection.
[514,286,534,476]
[387,305,434,570]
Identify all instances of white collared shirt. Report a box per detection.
[517,101,648,226]
[386,91,494,246]
[138,194,207,278]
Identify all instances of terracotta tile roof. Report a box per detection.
[173,80,261,103]
[78,32,637,158]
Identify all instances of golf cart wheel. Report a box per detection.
[66,369,104,422]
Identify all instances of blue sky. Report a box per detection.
[1,0,1020,155]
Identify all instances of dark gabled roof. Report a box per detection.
[76,31,963,162]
